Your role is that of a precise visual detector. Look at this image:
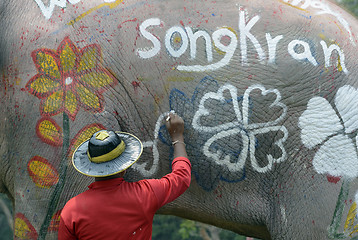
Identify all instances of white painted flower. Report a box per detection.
[299,85,358,178]
[192,84,288,173]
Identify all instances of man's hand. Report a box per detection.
[165,112,188,159]
[166,112,184,140]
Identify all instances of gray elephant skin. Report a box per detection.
[1,0,358,239]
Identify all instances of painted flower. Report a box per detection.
[192,82,288,173]
[299,85,358,178]
[26,37,116,120]
[158,77,288,190]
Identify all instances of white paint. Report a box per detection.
[286,0,311,9]
[185,27,213,62]
[320,41,348,74]
[34,0,66,20]
[65,77,73,85]
[193,84,288,173]
[177,28,237,72]
[132,112,168,176]
[280,204,288,227]
[335,85,358,134]
[137,18,162,59]
[68,0,81,4]
[239,11,265,65]
[299,85,358,178]
[138,14,348,74]
[134,84,288,175]
[283,0,355,45]
[288,40,318,66]
[355,191,358,217]
[203,128,248,172]
[192,84,242,133]
[313,134,358,178]
[35,0,120,19]
[242,85,287,129]
[249,125,288,173]
[298,96,342,149]
[266,33,283,64]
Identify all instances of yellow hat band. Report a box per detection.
[88,141,126,163]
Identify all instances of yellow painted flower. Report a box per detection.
[26,37,116,120]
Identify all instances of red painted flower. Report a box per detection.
[26,37,116,121]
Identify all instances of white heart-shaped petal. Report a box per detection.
[335,85,358,134]
[203,128,249,172]
[249,125,288,173]
[242,84,287,129]
[313,134,358,178]
[192,84,242,133]
[299,97,342,149]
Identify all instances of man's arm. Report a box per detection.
[146,112,191,208]
[58,212,77,240]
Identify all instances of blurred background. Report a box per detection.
[336,0,358,16]
[1,0,358,239]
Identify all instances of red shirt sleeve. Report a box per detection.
[147,157,192,209]
[58,216,77,240]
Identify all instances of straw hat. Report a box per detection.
[72,130,143,177]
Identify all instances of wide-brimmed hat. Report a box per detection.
[72,130,143,177]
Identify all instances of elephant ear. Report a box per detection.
[298,96,342,149]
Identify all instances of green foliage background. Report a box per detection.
[152,215,247,240]
[337,0,358,16]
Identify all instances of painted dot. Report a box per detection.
[173,35,182,44]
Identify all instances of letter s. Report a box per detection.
[137,18,161,59]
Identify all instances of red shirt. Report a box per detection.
[58,157,191,240]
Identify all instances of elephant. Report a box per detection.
[1,0,358,239]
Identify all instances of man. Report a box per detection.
[58,112,191,240]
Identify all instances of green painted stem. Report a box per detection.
[328,178,351,239]
[38,113,70,240]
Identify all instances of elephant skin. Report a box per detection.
[1,0,358,239]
